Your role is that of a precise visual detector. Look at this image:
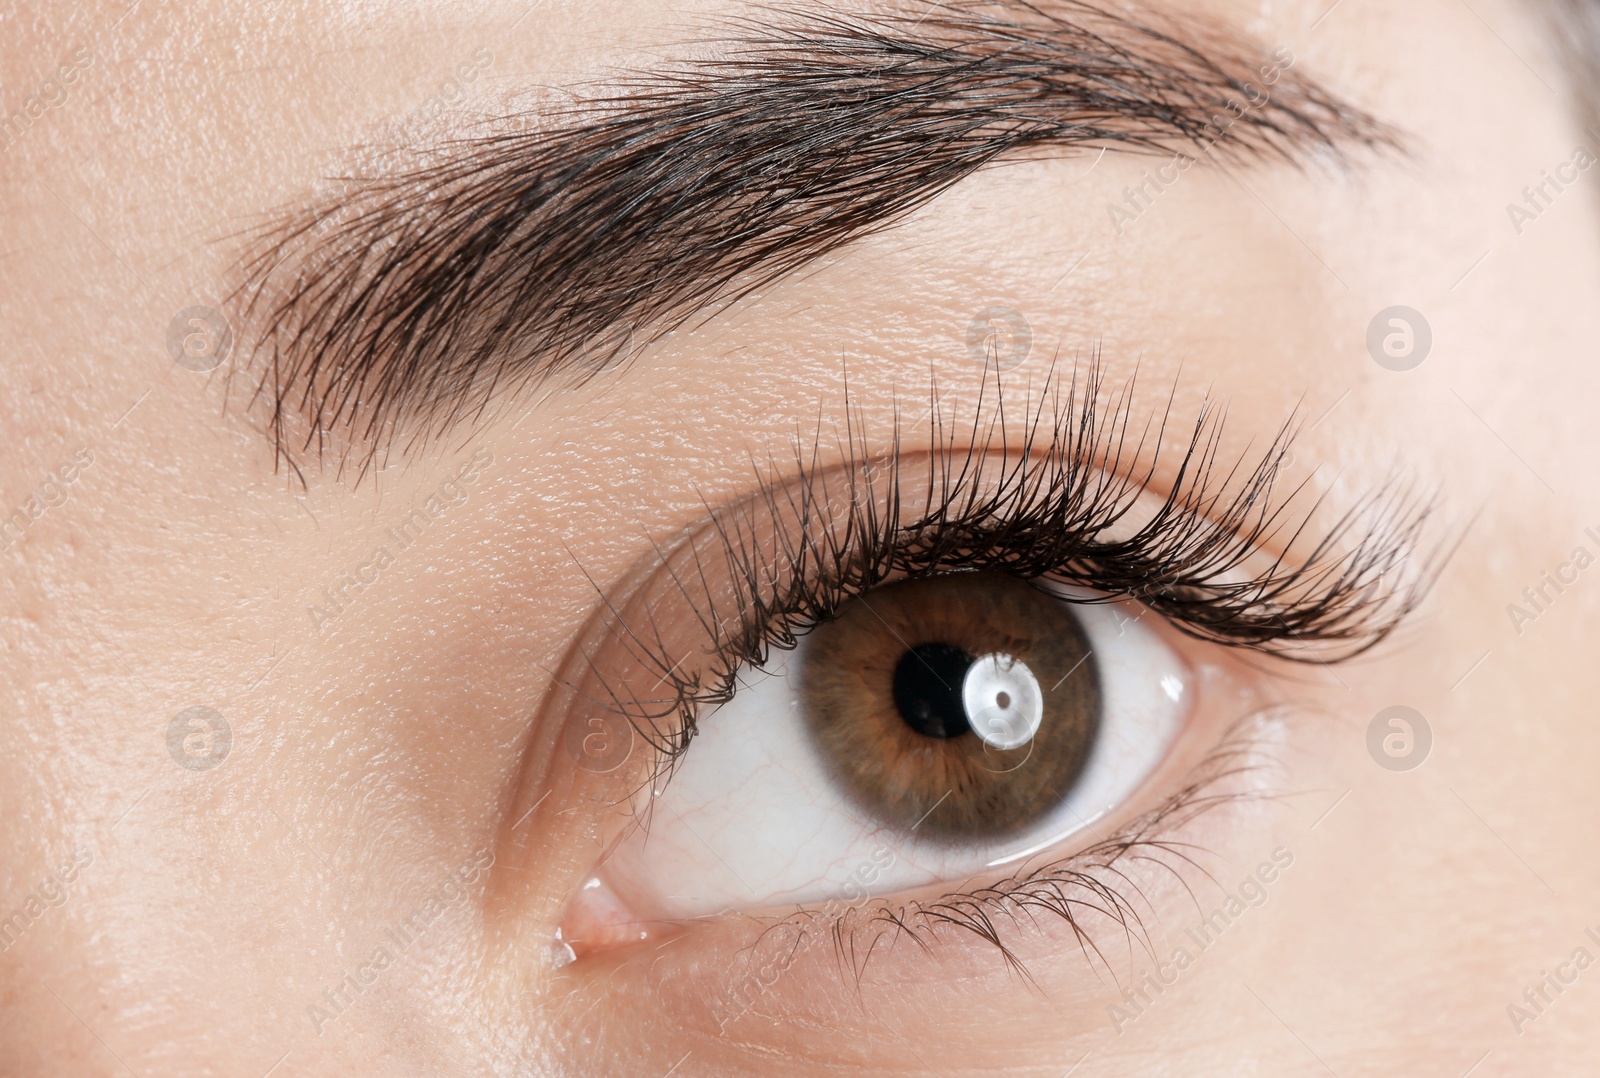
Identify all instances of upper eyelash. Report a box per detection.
[581,361,1440,769]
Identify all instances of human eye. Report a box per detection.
[542,376,1435,963]
[599,572,1191,918]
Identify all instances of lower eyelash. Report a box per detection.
[725,711,1287,985]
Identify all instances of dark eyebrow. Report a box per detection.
[236,0,1392,476]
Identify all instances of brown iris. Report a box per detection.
[799,571,1100,839]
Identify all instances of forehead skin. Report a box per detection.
[2,0,1599,1075]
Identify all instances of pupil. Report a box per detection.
[892,642,976,739]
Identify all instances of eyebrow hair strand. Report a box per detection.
[236,0,1394,477]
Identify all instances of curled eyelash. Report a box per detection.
[569,361,1441,774]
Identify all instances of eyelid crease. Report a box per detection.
[555,362,1443,784]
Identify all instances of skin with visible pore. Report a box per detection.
[2,0,1599,1075]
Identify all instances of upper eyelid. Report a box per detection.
[561,367,1440,776]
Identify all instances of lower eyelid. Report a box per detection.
[552,696,1301,1064]
[819,720,1282,984]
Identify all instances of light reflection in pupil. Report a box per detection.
[963,654,1044,751]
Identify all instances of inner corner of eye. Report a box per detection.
[575,569,1191,940]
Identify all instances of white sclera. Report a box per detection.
[962,653,1043,750]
